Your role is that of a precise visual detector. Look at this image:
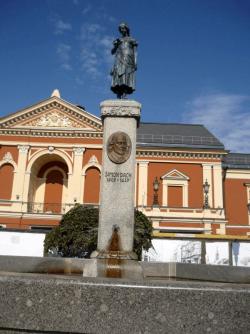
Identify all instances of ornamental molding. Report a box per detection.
[0,152,17,171]
[161,169,189,181]
[82,155,101,175]
[3,152,14,162]
[33,111,76,128]
[20,110,93,129]
[88,155,99,164]
[0,129,103,139]
[136,150,224,160]
[48,146,55,154]
[101,106,140,118]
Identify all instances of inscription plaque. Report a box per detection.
[107,131,131,164]
[105,171,132,183]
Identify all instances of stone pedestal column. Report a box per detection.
[96,99,141,258]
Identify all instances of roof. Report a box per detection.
[136,123,225,150]
[223,153,250,169]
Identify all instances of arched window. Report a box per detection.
[0,163,14,200]
[83,167,100,204]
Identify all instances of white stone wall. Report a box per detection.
[0,231,45,257]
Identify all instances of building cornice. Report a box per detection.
[136,149,224,160]
[0,128,103,138]
[0,140,103,149]
[225,169,250,179]
[0,136,225,161]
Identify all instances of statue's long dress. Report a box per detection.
[111,37,137,96]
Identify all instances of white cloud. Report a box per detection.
[80,49,99,77]
[51,8,117,87]
[54,19,72,35]
[183,93,250,153]
[82,4,91,15]
[79,23,114,80]
[57,43,72,71]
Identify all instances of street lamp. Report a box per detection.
[203,179,210,209]
[247,203,250,214]
[153,177,160,206]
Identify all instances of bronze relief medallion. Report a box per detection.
[107,131,132,164]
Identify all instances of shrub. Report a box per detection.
[44,205,152,260]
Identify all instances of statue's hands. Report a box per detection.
[111,39,120,54]
[113,38,121,46]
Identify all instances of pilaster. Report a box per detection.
[137,161,149,206]
[12,146,30,211]
[68,147,85,204]
[213,164,224,209]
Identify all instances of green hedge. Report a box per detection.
[44,205,153,260]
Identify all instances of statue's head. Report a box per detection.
[119,22,130,36]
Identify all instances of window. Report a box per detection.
[161,169,189,207]
[0,163,14,200]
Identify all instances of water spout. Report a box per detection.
[106,225,122,278]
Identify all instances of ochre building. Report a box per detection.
[0,91,249,242]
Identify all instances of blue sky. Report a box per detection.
[0,0,250,152]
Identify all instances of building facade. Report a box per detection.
[0,91,249,244]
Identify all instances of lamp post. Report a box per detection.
[153,177,160,206]
[203,179,210,209]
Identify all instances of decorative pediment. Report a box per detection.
[161,169,189,180]
[18,109,88,129]
[88,155,99,164]
[0,96,102,132]
[0,152,17,171]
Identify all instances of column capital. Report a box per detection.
[213,164,222,170]
[18,145,30,154]
[100,99,141,126]
[202,163,213,168]
[137,160,149,166]
[73,147,85,156]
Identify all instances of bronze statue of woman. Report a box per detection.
[110,23,138,99]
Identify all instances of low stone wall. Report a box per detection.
[1,255,250,283]
[0,255,84,275]
[0,271,249,334]
[141,261,250,283]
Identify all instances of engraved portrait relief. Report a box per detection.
[107,131,131,164]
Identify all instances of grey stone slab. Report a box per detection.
[0,272,249,334]
[1,256,250,283]
[141,261,250,284]
[0,255,83,275]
